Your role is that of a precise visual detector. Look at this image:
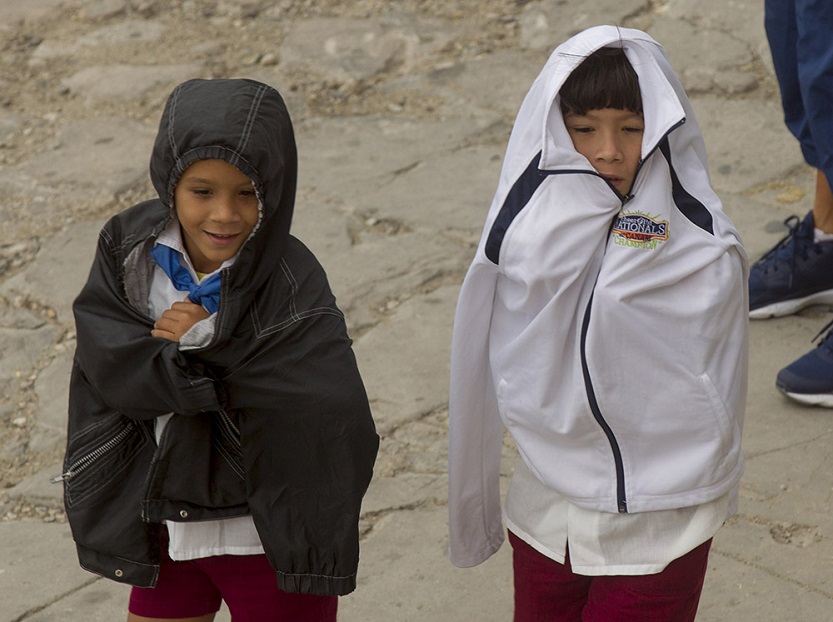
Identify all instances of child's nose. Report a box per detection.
[596,133,622,162]
[211,194,238,221]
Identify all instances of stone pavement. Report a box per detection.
[1,0,832,620]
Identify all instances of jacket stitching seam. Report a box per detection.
[233,85,268,165]
[256,308,345,338]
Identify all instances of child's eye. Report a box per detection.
[624,126,644,133]
[240,189,257,198]
[569,126,593,134]
[191,188,212,196]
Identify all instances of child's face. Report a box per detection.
[174,159,259,274]
[564,108,644,195]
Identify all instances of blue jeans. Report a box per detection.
[765,0,833,186]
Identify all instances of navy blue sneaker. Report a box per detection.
[749,211,833,319]
[776,322,833,407]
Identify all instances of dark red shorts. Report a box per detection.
[128,540,337,622]
[509,531,712,622]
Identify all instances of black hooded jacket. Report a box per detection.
[61,79,379,596]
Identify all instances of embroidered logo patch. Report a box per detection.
[612,211,669,250]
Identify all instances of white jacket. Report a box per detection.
[448,26,748,568]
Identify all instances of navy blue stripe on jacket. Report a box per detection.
[485,152,548,264]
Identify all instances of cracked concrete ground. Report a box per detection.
[1,0,832,620]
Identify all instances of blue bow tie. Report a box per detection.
[151,244,222,314]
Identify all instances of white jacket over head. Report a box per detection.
[448,26,748,568]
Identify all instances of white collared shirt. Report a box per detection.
[503,458,729,575]
[149,219,264,561]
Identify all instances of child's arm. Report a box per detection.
[73,221,223,420]
[152,301,210,342]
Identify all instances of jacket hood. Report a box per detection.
[149,78,297,332]
[488,26,706,224]
[538,26,686,170]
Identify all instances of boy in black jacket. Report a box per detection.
[60,78,379,621]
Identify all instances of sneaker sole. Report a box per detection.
[779,388,833,408]
[750,289,833,319]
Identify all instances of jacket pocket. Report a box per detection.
[60,415,149,509]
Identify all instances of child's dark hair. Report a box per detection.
[559,47,642,116]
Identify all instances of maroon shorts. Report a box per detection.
[129,541,337,622]
[509,531,712,622]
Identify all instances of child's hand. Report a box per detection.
[152,301,210,342]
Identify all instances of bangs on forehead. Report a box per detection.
[559,47,643,116]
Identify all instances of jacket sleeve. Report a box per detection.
[72,223,223,419]
[223,250,378,596]
[448,259,506,567]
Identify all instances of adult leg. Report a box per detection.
[749,0,833,319]
[769,0,833,228]
[796,0,833,232]
[773,1,833,405]
[582,539,712,622]
[813,171,833,232]
[794,0,833,202]
[509,531,590,622]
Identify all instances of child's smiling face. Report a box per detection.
[564,108,644,195]
[174,159,260,274]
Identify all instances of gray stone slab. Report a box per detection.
[34,350,73,432]
[339,506,514,622]
[428,49,545,120]
[0,324,60,385]
[698,541,833,621]
[354,285,458,433]
[0,297,48,331]
[16,118,154,198]
[63,63,202,104]
[0,560,231,622]
[518,0,647,51]
[647,17,757,95]
[0,220,104,327]
[30,20,166,63]
[663,0,771,63]
[5,464,64,507]
[359,142,502,231]
[0,111,23,144]
[0,0,81,24]
[20,579,131,622]
[326,228,467,334]
[29,39,83,65]
[295,114,501,195]
[0,521,93,622]
[25,580,231,622]
[79,0,130,21]
[693,95,804,195]
[76,19,166,46]
[280,14,462,82]
[362,474,446,515]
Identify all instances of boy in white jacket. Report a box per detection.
[448,26,748,621]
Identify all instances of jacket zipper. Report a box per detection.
[140,421,171,521]
[52,421,136,483]
[218,408,240,439]
[579,290,628,513]
[577,118,687,513]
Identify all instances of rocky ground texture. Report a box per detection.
[2,1,833,621]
